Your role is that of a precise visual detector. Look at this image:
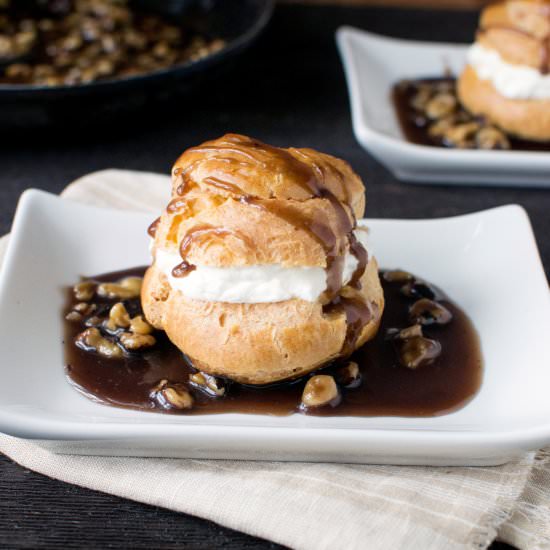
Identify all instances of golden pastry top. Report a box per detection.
[477,0,550,71]
[171,134,365,217]
[149,135,368,301]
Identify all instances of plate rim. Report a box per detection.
[1,189,550,459]
[335,26,550,168]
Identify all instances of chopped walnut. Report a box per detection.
[425,93,457,119]
[411,86,432,111]
[428,115,456,138]
[119,331,156,351]
[151,379,193,410]
[335,361,361,389]
[73,281,96,301]
[105,302,131,331]
[129,315,153,335]
[399,324,423,339]
[189,371,226,397]
[65,311,83,322]
[382,270,413,283]
[476,126,510,150]
[409,299,453,326]
[97,276,142,299]
[301,375,340,409]
[75,327,123,359]
[66,301,96,321]
[397,336,441,369]
[403,78,513,151]
[74,302,96,315]
[85,315,103,327]
[443,121,480,148]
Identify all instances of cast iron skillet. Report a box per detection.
[0,0,274,129]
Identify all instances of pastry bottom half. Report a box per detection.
[458,65,550,142]
[142,258,384,385]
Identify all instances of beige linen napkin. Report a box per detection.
[1,169,549,550]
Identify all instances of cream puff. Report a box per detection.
[142,134,384,385]
[458,0,550,141]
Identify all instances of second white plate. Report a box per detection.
[336,27,550,186]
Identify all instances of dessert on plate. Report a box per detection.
[142,133,384,385]
[458,0,550,142]
[63,135,482,416]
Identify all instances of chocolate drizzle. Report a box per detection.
[348,232,369,289]
[325,296,374,357]
[172,224,253,278]
[241,194,351,302]
[147,217,160,238]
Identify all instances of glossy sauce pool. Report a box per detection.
[64,267,482,417]
[392,77,550,152]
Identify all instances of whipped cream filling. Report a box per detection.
[153,228,370,304]
[467,43,550,100]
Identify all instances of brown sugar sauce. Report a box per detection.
[393,77,550,152]
[64,267,482,417]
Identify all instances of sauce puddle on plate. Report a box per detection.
[393,77,550,152]
[63,267,482,417]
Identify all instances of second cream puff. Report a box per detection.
[458,0,550,141]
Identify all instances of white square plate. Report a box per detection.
[336,27,550,186]
[1,189,550,465]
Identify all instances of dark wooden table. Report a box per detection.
[0,3,545,548]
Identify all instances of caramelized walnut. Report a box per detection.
[150,379,193,410]
[409,299,453,326]
[97,277,142,299]
[386,324,423,340]
[0,1,226,87]
[400,281,436,300]
[74,302,96,315]
[301,375,341,409]
[411,86,432,111]
[425,93,457,119]
[443,122,480,148]
[65,311,83,322]
[105,302,131,331]
[383,270,413,283]
[85,315,103,327]
[397,336,441,369]
[387,324,441,369]
[189,371,227,397]
[75,327,123,359]
[73,281,96,301]
[119,332,156,351]
[335,361,361,389]
[129,315,153,335]
[476,127,510,150]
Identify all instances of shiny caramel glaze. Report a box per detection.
[172,224,254,278]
